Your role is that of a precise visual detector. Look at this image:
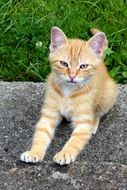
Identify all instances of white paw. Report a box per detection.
[20,151,45,163]
[53,151,76,165]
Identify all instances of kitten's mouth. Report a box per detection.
[67,80,77,84]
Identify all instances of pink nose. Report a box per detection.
[69,76,76,81]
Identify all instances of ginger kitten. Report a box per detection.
[20,27,118,165]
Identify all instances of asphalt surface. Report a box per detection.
[0,82,127,190]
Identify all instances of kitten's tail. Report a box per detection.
[90,28,101,35]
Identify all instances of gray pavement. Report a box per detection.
[0,82,127,190]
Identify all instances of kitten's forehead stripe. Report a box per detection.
[68,40,85,66]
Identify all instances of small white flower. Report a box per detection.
[36,41,42,48]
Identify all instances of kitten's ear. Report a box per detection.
[50,27,67,53]
[87,32,107,58]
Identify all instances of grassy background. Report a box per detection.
[0,0,127,83]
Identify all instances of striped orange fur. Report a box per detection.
[20,27,118,165]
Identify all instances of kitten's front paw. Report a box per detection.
[20,150,45,163]
[53,151,76,165]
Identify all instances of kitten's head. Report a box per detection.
[49,27,107,86]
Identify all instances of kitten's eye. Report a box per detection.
[80,64,89,69]
[60,61,68,67]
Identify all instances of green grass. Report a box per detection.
[0,0,127,83]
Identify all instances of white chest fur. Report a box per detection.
[60,99,72,119]
[60,84,76,119]
[61,85,72,97]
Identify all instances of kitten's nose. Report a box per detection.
[69,76,76,81]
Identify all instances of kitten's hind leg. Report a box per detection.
[92,117,100,135]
